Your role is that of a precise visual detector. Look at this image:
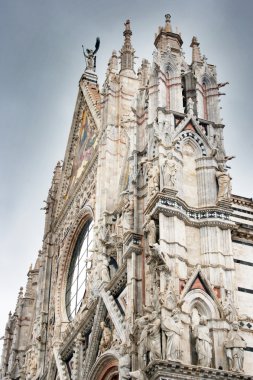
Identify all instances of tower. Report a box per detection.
[1,14,253,380]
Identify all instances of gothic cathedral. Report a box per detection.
[1,14,253,380]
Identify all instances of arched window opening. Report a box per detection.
[66,219,94,320]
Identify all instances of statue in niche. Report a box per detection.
[161,308,183,361]
[121,191,134,233]
[144,216,156,247]
[162,152,177,189]
[193,316,212,367]
[99,322,112,354]
[97,253,110,283]
[118,344,130,380]
[147,163,160,198]
[82,37,100,71]
[223,291,237,323]
[216,164,232,202]
[224,321,247,372]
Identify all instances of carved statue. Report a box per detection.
[82,37,100,71]
[224,321,247,372]
[216,164,232,202]
[211,133,225,160]
[122,192,134,233]
[99,322,112,354]
[161,308,183,361]
[147,311,162,361]
[144,216,156,247]
[193,316,212,367]
[160,280,177,312]
[97,253,110,283]
[136,313,150,365]
[147,163,160,198]
[223,291,237,323]
[162,153,177,189]
[118,345,130,380]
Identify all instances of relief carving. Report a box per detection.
[224,321,247,372]
[193,316,212,367]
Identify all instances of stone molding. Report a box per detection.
[145,360,253,380]
[145,193,234,229]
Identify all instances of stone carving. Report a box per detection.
[224,321,247,372]
[97,253,110,283]
[144,216,156,247]
[82,37,100,71]
[136,310,162,366]
[98,322,112,354]
[129,369,145,380]
[118,344,130,380]
[216,164,232,202]
[161,308,183,361]
[187,97,194,116]
[122,192,134,233]
[160,280,177,313]
[147,163,160,198]
[223,291,237,323]
[193,316,212,367]
[211,133,225,160]
[161,153,177,189]
[26,350,38,380]
[147,311,162,361]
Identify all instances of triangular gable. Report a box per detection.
[179,265,223,315]
[172,115,212,153]
[55,82,101,215]
[183,120,198,134]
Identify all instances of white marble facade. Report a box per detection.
[1,14,253,380]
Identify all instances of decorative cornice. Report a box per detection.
[123,233,143,258]
[145,193,234,229]
[145,360,253,380]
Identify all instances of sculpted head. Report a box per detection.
[200,316,208,325]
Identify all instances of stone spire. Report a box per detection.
[120,19,135,72]
[154,14,183,53]
[190,36,202,63]
[107,50,118,75]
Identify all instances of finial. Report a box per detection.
[190,36,202,63]
[120,19,135,72]
[165,14,172,32]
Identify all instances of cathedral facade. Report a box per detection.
[1,14,253,380]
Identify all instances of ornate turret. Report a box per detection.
[154,14,183,53]
[120,19,135,72]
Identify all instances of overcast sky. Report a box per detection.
[0,0,253,349]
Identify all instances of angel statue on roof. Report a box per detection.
[82,37,100,71]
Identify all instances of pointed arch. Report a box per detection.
[55,205,95,324]
[175,130,207,158]
[87,351,119,380]
[183,289,220,320]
